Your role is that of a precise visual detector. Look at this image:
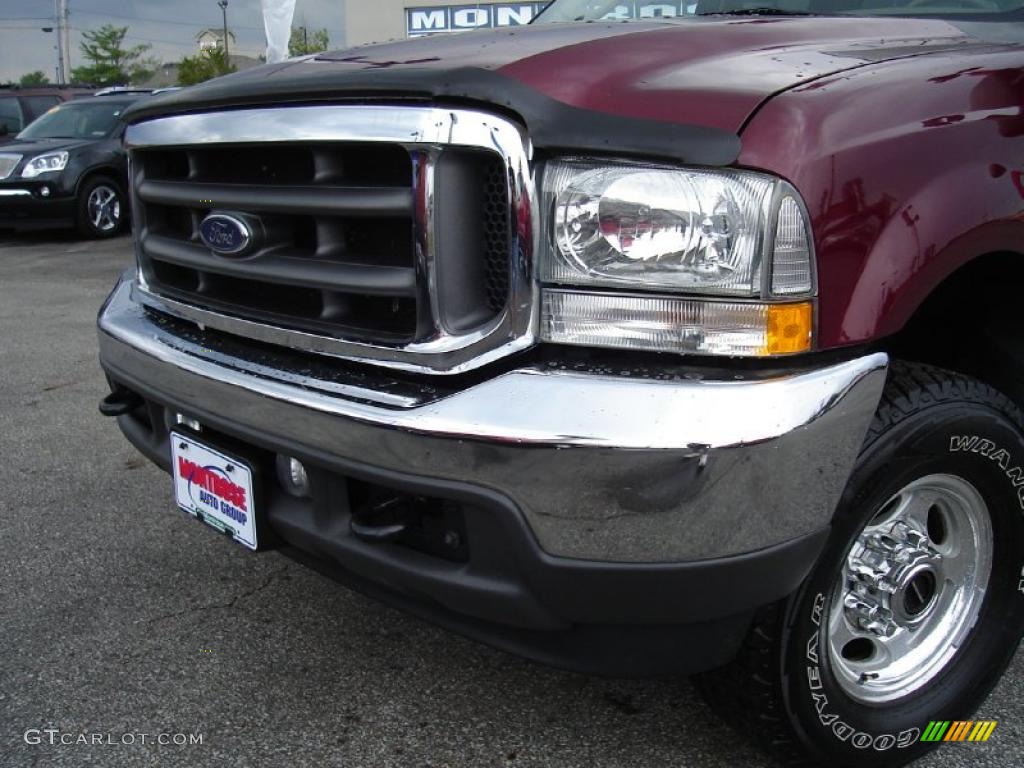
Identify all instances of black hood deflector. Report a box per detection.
[123,66,741,166]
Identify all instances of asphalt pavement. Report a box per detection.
[0,230,1021,768]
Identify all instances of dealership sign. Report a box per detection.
[406,3,697,36]
[406,3,549,36]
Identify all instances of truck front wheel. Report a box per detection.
[698,362,1024,767]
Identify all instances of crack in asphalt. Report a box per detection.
[132,563,291,626]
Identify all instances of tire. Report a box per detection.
[697,361,1024,767]
[76,176,125,239]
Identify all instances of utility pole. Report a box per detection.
[51,0,63,85]
[218,1,229,62]
[56,0,70,85]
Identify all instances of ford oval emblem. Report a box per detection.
[199,213,252,256]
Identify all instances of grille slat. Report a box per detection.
[143,235,418,296]
[137,179,414,218]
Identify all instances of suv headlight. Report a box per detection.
[21,151,69,178]
[540,159,815,357]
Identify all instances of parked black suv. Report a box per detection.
[0,94,145,237]
[0,85,95,145]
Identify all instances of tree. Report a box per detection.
[19,71,50,86]
[70,25,155,86]
[289,26,330,57]
[177,48,236,86]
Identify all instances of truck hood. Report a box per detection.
[322,17,983,131]
[125,17,993,164]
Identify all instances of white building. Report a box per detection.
[196,28,238,52]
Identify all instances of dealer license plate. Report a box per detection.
[171,432,257,550]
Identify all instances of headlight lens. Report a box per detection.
[21,151,69,178]
[545,161,775,296]
[540,159,816,357]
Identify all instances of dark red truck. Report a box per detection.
[97,3,1024,765]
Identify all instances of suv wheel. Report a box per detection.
[77,176,124,238]
[697,362,1024,767]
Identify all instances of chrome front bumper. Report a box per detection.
[98,273,888,564]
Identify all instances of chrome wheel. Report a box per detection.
[827,473,993,703]
[87,184,121,232]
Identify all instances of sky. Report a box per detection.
[0,0,347,83]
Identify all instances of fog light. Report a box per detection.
[276,455,310,498]
[38,185,51,197]
[174,413,201,431]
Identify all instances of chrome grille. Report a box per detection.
[125,106,535,374]
[0,153,21,180]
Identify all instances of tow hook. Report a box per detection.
[350,495,411,542]
[98,388,143,417]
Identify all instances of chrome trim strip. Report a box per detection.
[133,284,535,376]
[115,279,419,408]
[127,105,514,147]
[126,105,538,375]
[411,147,441,335]
[0,189,31,197]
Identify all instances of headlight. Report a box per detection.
[21,151,69,178]
[540,159,815,357]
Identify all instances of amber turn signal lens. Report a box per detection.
[765,302,813,355]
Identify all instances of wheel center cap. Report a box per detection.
[895,564,939,623]
[844,521,942,636]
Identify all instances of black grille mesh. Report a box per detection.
[481,157,511,314]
